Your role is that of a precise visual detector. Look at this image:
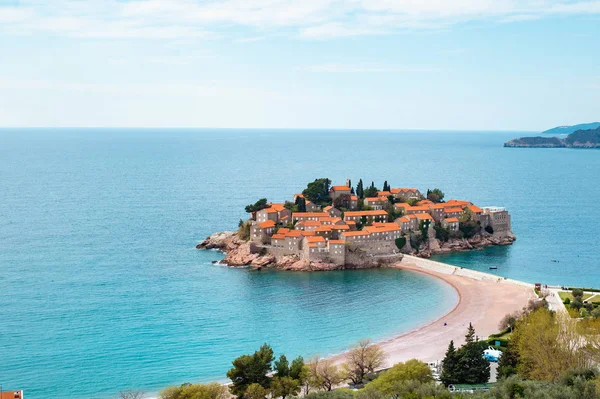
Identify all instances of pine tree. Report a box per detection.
[465,323,476,343]
[348,179,352,189]
[383,181,389,192]
[440,340,458,386]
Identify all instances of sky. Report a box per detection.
[0,0,599,130]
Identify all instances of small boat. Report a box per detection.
[489,266,498,270]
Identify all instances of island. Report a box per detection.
[197,179,515,271]
[505,125,600,148]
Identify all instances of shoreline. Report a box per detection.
[328,255,534,366]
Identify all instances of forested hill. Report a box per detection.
[542,122,600,135]
[505,126,600,148]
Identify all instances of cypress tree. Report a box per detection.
[357,179,364,199]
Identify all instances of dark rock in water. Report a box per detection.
[211,260,217,264]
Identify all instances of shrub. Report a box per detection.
[434,225,450,242]
[395,237,406,250]
[564,298,571,305]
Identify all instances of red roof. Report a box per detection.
[292,212,330,218]
[258,220,276,228]
[344,210,388,217]
[330,186,351,192]
[468,205,483,213]
[445,217,459,223]
[415,213,433,220]
[329,240,346,245]
[444,207,464,214]
[306,236,325,243]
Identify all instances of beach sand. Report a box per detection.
[331,256,535,366]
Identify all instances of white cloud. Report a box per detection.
[2,0,600,39]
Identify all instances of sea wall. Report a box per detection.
[400,255,533,288]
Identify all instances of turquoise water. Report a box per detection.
[1,128,599,398]
[0,129,460,399]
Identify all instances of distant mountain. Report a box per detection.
[505,126,600,149]
[542,122,600,135]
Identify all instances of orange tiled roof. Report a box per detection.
[330,225,350,230]
[415,213,433,220]
[446,200,471,206]
[391,188,419,194]
[431,204,446,209]
[258,220,276,228]
[329,240,346,244]
[350,195,358,200]
[364,225,400,233]
[315,226,332,232]
[377,191,392,196]
[269,203,286,212]
[444,207,464,214]
[344,210,388,217]
[346,220,356,225]
[417,200,434,205]
[303,221,322,227]
[285,230,302,237]
[394,203,411,209]
[324,206,333,211]
[292,212,330,218]
[272,234,286,239]
[342,231,370,237]
[277,228,290,234]
[396,216,410,223]
[468,205,483,213]
[263,208,279,214]
[306,236,325,243]
[408,206,430,212]
[301,231,316,236]
[445,217,459,223]
[330,186,351,191]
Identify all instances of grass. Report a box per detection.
[558,291,593,302]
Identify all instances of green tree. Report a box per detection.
[497,339,520,379]
[243,384,268,399]
[295,196,307,212]
[159,382,229,399]
[440,340,459,386]
[465,323,476,343]
[382,181,390,192]
[356,179,364,199]
[245,198,269,213]
[270,376,300,399]
[289,356,307,382]
[302,178,332,205]
[394,237,406,250]
[226,343,275,398]
[426,188,445,203]
[366,359,433,398]
[363,182,379,198]
[343,339,386,385]
[275,354,290,377]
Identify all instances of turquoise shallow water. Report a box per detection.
[1,128,599,398]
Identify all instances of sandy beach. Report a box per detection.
[332,255,535,366]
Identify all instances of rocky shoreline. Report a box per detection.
[196,231,516,270]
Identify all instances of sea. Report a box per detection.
[1,128,599,398]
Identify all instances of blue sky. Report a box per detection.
[0,0,599,130]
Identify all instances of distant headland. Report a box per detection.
[197,179,515,271]
[505,125,600,149]
[542,122,600,135]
